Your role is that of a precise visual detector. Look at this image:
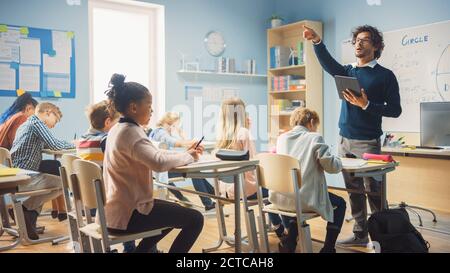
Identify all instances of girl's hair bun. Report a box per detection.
[110,73,125,87]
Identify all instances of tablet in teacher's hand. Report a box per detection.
[334,75,362,100]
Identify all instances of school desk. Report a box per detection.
[0,166,30,251]
[166,159,260,253]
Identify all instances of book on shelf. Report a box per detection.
[245,59,256,74]
[270,45,291,68]
[297,41,305,65]
[271,75,305,91]
[217,57,236,73]
[274,99,292,111]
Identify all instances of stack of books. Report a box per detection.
[245,59,256,74]
[289,78,306,91]
[270,45,291,68]
[217,57,236,73]
[271,75,305,91]
[273,99,292,111]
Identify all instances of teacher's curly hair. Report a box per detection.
[352,25,385,59]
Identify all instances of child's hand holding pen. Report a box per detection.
[187,136,204,161]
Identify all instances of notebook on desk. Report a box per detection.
[340,158,367,168]
[0,167,20,177]
[187,155,221,166]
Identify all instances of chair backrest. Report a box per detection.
[0,147,13,167]
[255,153,302,194]
[72,159,105,210]
[60,154,80,191]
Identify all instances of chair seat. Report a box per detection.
[14,187,61,198]
[263,204,320,220]
[79,223,165,244]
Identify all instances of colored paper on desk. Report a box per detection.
[362,153,395,162]
[0,168,20,177]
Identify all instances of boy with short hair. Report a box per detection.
[10,102,75,239]
[76,100,119,166]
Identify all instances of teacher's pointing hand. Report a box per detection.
[303,25,321,44]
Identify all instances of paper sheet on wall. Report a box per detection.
[43,53,70,74]
[46,74,70,92]
[0,29,20,44]
[202,87,223,102]
[52,30,72,57]
[19,38,41,65]
[0,63,16,90]
[0,42,19,63]
[0,29,20,63]
[19,65,40,91]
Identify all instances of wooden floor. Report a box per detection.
[1,190,449,253]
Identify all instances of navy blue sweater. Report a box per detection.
[314,42,402,140]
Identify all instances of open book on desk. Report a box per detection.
[340,158,368,168]
[187,155,221,166]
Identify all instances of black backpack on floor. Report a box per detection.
[368,208,430,253]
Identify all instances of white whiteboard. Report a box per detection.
[341,20,450,132]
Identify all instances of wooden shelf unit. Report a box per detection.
[267,20,323,143]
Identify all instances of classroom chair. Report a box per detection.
[255,153,321,253]
[72,159,167,253]
[58,154,93,252]
[0,147,14,229]
[0,147,66,246]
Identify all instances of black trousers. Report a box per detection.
[108,199,204,253]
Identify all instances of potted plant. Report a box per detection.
[267,14,284,28]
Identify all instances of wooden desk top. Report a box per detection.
[341,158,398,173]
[0,169,30,192]
[42,149,76,155]
[382,147,450,158]
[171,159,259,173]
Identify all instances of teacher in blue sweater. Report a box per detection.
[303,25,402,247]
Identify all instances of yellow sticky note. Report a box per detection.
[67,31,74,39]
[0,25,8,32]
[0,168,20,177]
[54,91,62,97]
[20,27,29,35]
[16,89,25,96]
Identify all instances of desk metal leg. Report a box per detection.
[380,174,387,210]
[202,178,226,253]
[0,195,11,228]
[234,174,241,253]
[240,173,259,253]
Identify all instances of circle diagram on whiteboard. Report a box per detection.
[436,44,450,101]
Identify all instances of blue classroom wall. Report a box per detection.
[275,0,450,187]
[0,0,274,149]
[0,0,89,141]
[143,0,274,148]
[1,0,449,187]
